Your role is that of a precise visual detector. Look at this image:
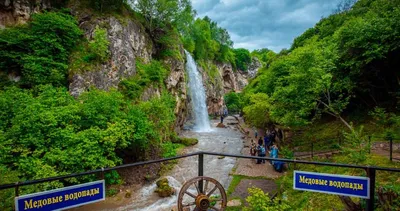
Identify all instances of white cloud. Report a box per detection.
[193,0,342,52]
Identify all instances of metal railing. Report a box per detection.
[368,136,400,162]
[1,151,400,211]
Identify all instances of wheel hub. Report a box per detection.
[195,194,210,210]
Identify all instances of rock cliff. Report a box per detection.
[0,0,51,28]
[68,16,154,97]
[67,13,188,131]
[199,61,248,115]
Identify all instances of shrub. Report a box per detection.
[88,26,110,62]
[244,187,291,211]
[0,12,82,87]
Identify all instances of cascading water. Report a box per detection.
[185,50,211,132]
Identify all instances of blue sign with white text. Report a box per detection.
[293,171,369,198]
[15,180,105,211]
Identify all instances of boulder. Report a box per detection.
[155,178,176,198]
[216,123,226,128]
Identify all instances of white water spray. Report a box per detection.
[185,50,211,132]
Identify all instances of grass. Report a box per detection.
[274,152,400,210]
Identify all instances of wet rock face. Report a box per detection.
[165,54,188,131]
[0,0,51,28]
[69,16,154,97]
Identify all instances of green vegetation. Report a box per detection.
[224,92,244,113]
[233,48,251,72]
[119,59,169,100]
[243,187,291,211]
[243,0,400,131]
[251,48,277,68]
[239,0,400,209]
[0,9,178,209]
[69,26,110,74]
[0,11,82,88]
[276,153,400,210]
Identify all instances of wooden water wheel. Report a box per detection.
[177,176,227,211]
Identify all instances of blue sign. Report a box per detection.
[293,171,370,199]
[15,180,105,211]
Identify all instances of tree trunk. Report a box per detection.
[339,196,362,211]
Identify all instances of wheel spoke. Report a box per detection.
[194,182,201,194]
[204,180,209,194]
[185,191,196,199]
[210,198,223,202]
[183,202,196,208]
[207,185,218,197]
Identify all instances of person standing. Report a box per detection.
[264,135,270,151]
[220,114,224,123]
[250,140,256,156]
[270,129,276,145]
[253,127,258,138]
[258,136,263,146]
[259,144,266,163]
[256,144,263,164]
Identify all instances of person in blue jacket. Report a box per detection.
[269,145,284,172]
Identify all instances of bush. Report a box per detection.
[88,26,110,62]
[119,59,169,100]
[105,170,122,185]
[244,187,291,211]
[0,12,82,87]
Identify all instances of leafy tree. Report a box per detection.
[243,93,272,128]
[224,92,244,112]
[233,48,251,71]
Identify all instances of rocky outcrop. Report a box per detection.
[66,13,188,131]
[247,57,262,79]
[69,16,154,97]
[0,0,51,28]
[201,61,249,115]
[164,52,188,131]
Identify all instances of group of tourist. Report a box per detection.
[250,128,284,172]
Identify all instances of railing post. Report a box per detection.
[366,168,376,211]
[389,138,393,162]
[15,182,19,197]
[198,153,204,193]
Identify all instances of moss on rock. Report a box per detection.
[155,178,176,197]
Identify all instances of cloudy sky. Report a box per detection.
[192,0,342,52]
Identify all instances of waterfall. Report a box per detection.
[185,50,211,132]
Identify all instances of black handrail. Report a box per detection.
[1,151,400,191]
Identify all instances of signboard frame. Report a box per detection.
[15,180,105,211]
[293,171,370,199]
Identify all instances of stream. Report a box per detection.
[118,118,243,211]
